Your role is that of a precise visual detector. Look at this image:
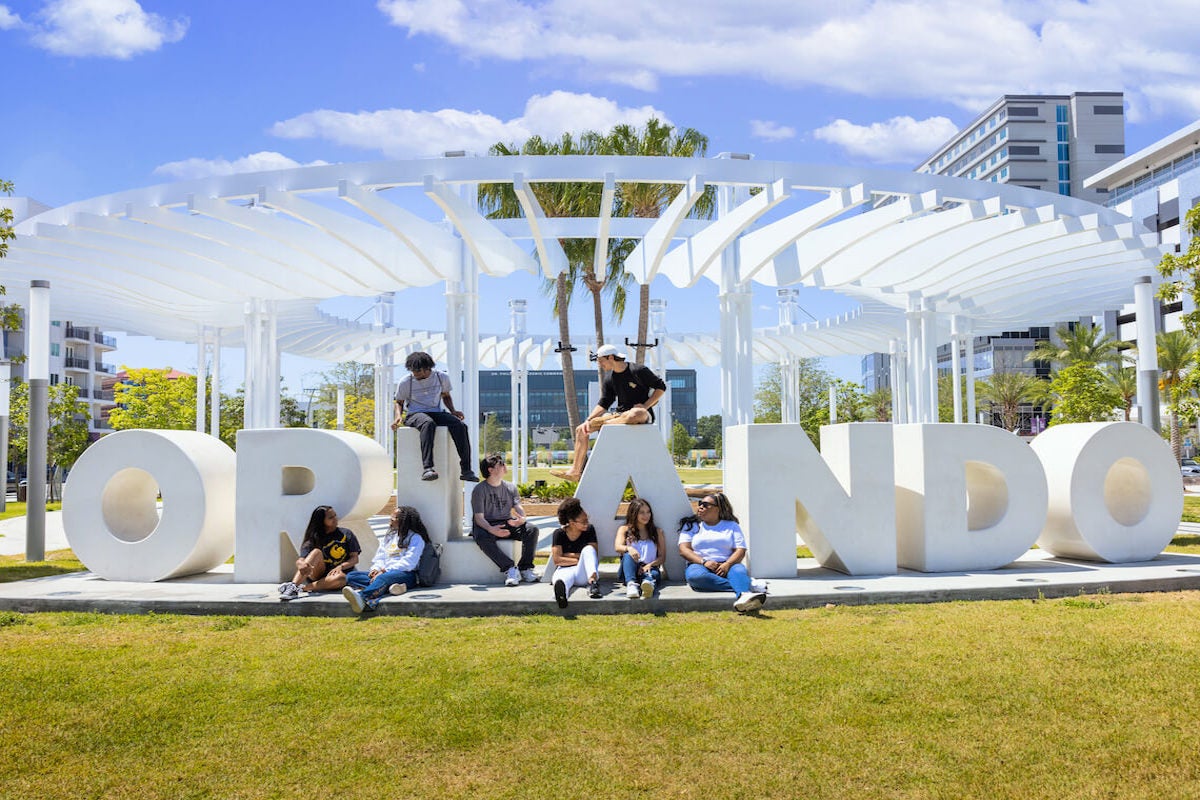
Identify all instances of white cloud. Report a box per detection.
[0,5,22,29]
[31,0,187,59]
[152,152,329,180]
[813,116,959,164]
[375,0,1200,120]
[412,61,425,72]
[750,120,795,142]
[270,91,669,158]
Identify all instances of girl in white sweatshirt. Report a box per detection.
[342,506,428,613]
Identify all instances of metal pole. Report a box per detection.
[26,281,49,562]
[1133,277,1161,432]
[336,387,345,431]
[0,361,9,513]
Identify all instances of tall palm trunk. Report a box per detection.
[1171,410,1182,462]
[635,283,651,366]
[557,273,580,432]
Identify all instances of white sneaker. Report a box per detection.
[388,583,408,596]
[278,581,299,601]
[750,579,768,594]
[504,566,520,587]
[342,586,366,614]
[640,578,655,599]
[626,581,640,598]
[520,568,540,583]
[733,591,767,613]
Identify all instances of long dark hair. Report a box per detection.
[677,492,739,533]
[394,505,430,545]
[302,505,335,551]
[624,497,657,542]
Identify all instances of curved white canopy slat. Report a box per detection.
[5,155,1165,366]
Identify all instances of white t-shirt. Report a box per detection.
[678,519,746,562]
[626,537,657,564]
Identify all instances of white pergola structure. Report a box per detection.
[3,156,1167,449]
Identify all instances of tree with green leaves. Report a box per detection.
[480,412,507,456]
[1047,363,1121,425]
[670,420,694,465]
[1157,329,1198,460]
[978,371,1046,431]
[1026,323,1127,368]
[0,181,22,339]
[695,414,722,455]
[311,362,375,436]
[864,387,892,422]
[1158,204,1200,333]
[109,367,197,430]
[479,132,604,432]
[8,380,90,498]
[1104,365,1138,422]
[603,118,714,365]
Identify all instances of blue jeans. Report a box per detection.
[684,562,750,595]
[617,553,661,586]
[345,568,418,609]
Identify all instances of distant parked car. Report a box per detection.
[1182,462,1200,476]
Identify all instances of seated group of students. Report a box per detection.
[277,454,769,615]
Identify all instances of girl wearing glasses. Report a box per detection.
[678,492,767,612]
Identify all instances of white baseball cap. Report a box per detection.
[595,344,627,360]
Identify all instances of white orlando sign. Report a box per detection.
[59,422,1181,582]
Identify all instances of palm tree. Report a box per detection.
[1104,365,1138,421]
[1158,330,1199,461]
[1026,323,1128,368]
[602,119,714,364]
[978,371,1045,431]
[478,133,604,433]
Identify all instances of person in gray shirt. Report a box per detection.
[471,453,540,586]
[391,351,479,482]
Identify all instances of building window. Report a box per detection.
[1008,106,1039,116]
[1094,144,1125,154]
[51,320,61,327]
[1059,181,1071,196]
[1057,143,1070,160]
[1058,163,1071,181]
[1057,123,1069,142]
[50,343,60,357]
[49,374,59,386]
[1093,105,1124,115]
[1056,104,1069,123]
[1009,145,1040,156]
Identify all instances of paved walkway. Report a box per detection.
[2,510,1200,617]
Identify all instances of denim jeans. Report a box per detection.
[684,562,750,595]
[344,568,418,608]
[406,410,472,473]
[617,553,661,586]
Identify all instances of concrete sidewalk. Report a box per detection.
[1,508,1199,617]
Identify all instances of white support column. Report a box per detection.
[508,299,527,476]
[373,292,395,455]
[1134,276,1161,432]
[889,340,904,423]
[336,387,345,431]
[963,320,977,424]
[243,299,279,429]
[718,184,755,430]
[209,328,221,438]
[905,296,922,424]
[950,316,964,424]
[462,256,480,465]
[922,298,937,423]
[195,328,208,433]
[518,365,529,483]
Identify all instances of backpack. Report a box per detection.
[406,532,441,587]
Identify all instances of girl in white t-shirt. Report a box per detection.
[677,492,767,613]
[615,497,666,599]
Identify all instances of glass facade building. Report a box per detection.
[478,368,698,435]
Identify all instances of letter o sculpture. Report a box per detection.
[62,429,237,581]
[1031,422,1182,562]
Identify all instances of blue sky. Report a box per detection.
[3,0,1199,414]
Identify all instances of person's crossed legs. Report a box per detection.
[551,407,652,481]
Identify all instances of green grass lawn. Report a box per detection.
[0,501,61,524]
[1,592,1198,798]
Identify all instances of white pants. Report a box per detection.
[555,546,599,595]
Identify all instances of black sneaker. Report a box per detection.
[587,579,602,599]
[553,579,568,609]
[460,472,480,482]
[421,468,438,481]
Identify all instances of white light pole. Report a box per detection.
[0,360,9,513]
[26,280,49,562]
[508,299,527,482]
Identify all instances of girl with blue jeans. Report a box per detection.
[678,492,767,613]
[342,506,428,613]
[616,497,665,599]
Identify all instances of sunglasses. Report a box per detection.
[696,500,714,509]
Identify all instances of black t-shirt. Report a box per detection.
[598,363,667,418]
[552,524,598,556]
[300,527,362,568]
